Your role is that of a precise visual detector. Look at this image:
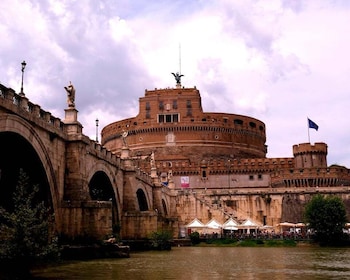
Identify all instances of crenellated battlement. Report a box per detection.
[0,84,65,135]
[293,142,328,168]
[0,83,120,167]
[136,156,295,175]
[271,164,350,187]
[293,142,327,155]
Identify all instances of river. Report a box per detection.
[31,246,350,280]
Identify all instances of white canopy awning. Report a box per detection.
[205,219,222,229]
[238,219,260,228]
[223,218,239,230]
[185,218,205,228]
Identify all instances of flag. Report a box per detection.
[308,118,319,131]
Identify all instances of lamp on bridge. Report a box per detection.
[96,118,99,142]
[20,60,26,96]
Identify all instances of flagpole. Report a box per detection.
[307,118,310,143]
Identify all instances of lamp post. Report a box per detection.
[20,60,26,96]
[95,118,99,142]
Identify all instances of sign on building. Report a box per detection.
[181,176,190,188]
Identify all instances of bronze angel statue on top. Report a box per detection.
[171,72,184,85]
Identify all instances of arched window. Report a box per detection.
[162,199,168,215]
[137,189,148,211]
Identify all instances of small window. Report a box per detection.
[187,108,192,116]
[258,174,262,180]
[249,175,254,180]
[173,114,179,122]
[173,100,178,109]
[166,114,172,123]
[145,102,150,110]
[159,101,164,110]
[234,119,243,125]
[158,115,165,123]
[146,111,151,119]
[249,122,256,128]
[186,100,192,108]
[202,170,207,178]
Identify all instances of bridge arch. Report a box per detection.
[0,114,60,225]
[87,164,122,227]
[136,187,149,211]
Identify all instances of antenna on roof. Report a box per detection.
[171,44,184,88]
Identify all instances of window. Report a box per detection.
[249,175,254,180]
[158,113,180,123]
[258,174,263,180]
[186,100,192,108]
[145,102,150,110]
[249,122,256,128]
[173,100,178,109]
[234,119,243,125]
[159,101,164,110]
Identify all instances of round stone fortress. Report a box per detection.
[101,86,267,161]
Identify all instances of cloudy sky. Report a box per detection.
[1,0,349,167]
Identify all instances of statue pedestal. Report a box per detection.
[64,107,78,122]
[151,167,157,179]
[64,107,83,134]
[121,146,130,159]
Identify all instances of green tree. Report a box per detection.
[0,169,59,275]
[148,230,172,250]
[304,194,347,245]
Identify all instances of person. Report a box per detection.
[64,81,75,107]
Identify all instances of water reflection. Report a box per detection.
[32,247,350,280]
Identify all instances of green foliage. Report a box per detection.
[148,230,172,250]
[0,169,60,265]
[304,194,347,245]
[189,231,200,245]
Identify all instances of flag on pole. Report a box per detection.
[308,118,319,131]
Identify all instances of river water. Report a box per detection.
[32,246,350,280]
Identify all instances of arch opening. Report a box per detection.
[88,171,119,226]
[136,189,149,211]
[0,132,52,211]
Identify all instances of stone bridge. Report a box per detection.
[0,84,174,240]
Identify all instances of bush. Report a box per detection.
[189,232,200,245]
[148,230,172,250]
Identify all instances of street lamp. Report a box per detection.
[95,118,99,142]
[20,60,26,96]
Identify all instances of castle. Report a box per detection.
[101,77,350,235]
[0,77,349,241]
